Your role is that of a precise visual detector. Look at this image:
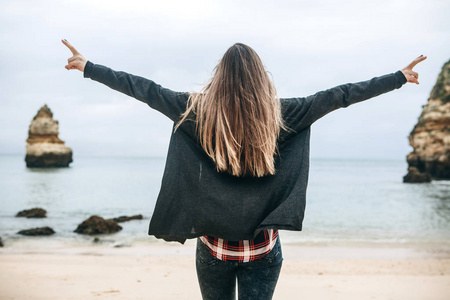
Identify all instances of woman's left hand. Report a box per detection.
[401,55,427,85]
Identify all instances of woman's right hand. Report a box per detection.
[62,39,87,72]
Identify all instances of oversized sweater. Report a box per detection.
[83,61,407,244]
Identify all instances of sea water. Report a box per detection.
[0,155,449,249]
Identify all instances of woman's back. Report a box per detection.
[80,53,408,244]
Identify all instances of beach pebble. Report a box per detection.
[16,207,47,218]
[74,215,122,235]
[113,242,130,248]
[109,214,143,223]
[0,237,3,247]
[92,237,116,244]
[17,227,55,236]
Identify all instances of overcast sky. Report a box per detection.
[1,0,449,160]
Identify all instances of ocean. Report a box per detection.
[1,154,449,249]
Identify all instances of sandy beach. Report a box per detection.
[1,240,449,300]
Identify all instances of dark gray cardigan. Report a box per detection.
[84,61,407,243]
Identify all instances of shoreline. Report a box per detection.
[1,243,449,300]
[1,237,449,259]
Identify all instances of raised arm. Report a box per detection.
[281,55,427,133]
[62,39,188,122]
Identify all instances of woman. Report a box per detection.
[62,39,426,299]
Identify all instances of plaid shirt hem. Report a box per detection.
[199,229,279,263]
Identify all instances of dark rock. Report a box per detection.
[25,153,73,168]
[109,214,143,223]
[0,237,3,247]
[74,215,122,235]
[93,237,101,243]
[403,167,432,183]
[16,208,47,218]
[18,227,55,236]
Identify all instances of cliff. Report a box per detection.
[25,105,73,167]
[403,59,450,182]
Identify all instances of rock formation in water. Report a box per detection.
[403,59,450,183]
[16,208,47,218]
[25,104,73,167]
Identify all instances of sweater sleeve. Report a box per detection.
[281,70,408,132]
[83,61,189,122]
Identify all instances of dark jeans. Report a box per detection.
[195,236,283,300]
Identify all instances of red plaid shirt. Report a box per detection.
[199,229,279,262]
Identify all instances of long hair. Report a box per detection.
[175,43,285,177]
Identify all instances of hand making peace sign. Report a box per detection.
[401,55,427,85]
[62,39,87,72]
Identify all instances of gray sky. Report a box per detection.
[1,0,449,160]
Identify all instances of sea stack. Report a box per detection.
[25,104,73,167]
[403,59,450,183]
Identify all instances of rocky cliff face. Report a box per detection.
[25,105,73,167]
[403,59,450,183]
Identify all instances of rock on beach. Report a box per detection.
[109,214,143,223]
[16,208,47,218]
[74,216,122,235]
[17,227,55,236]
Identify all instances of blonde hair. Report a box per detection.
[175,43,285,177]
